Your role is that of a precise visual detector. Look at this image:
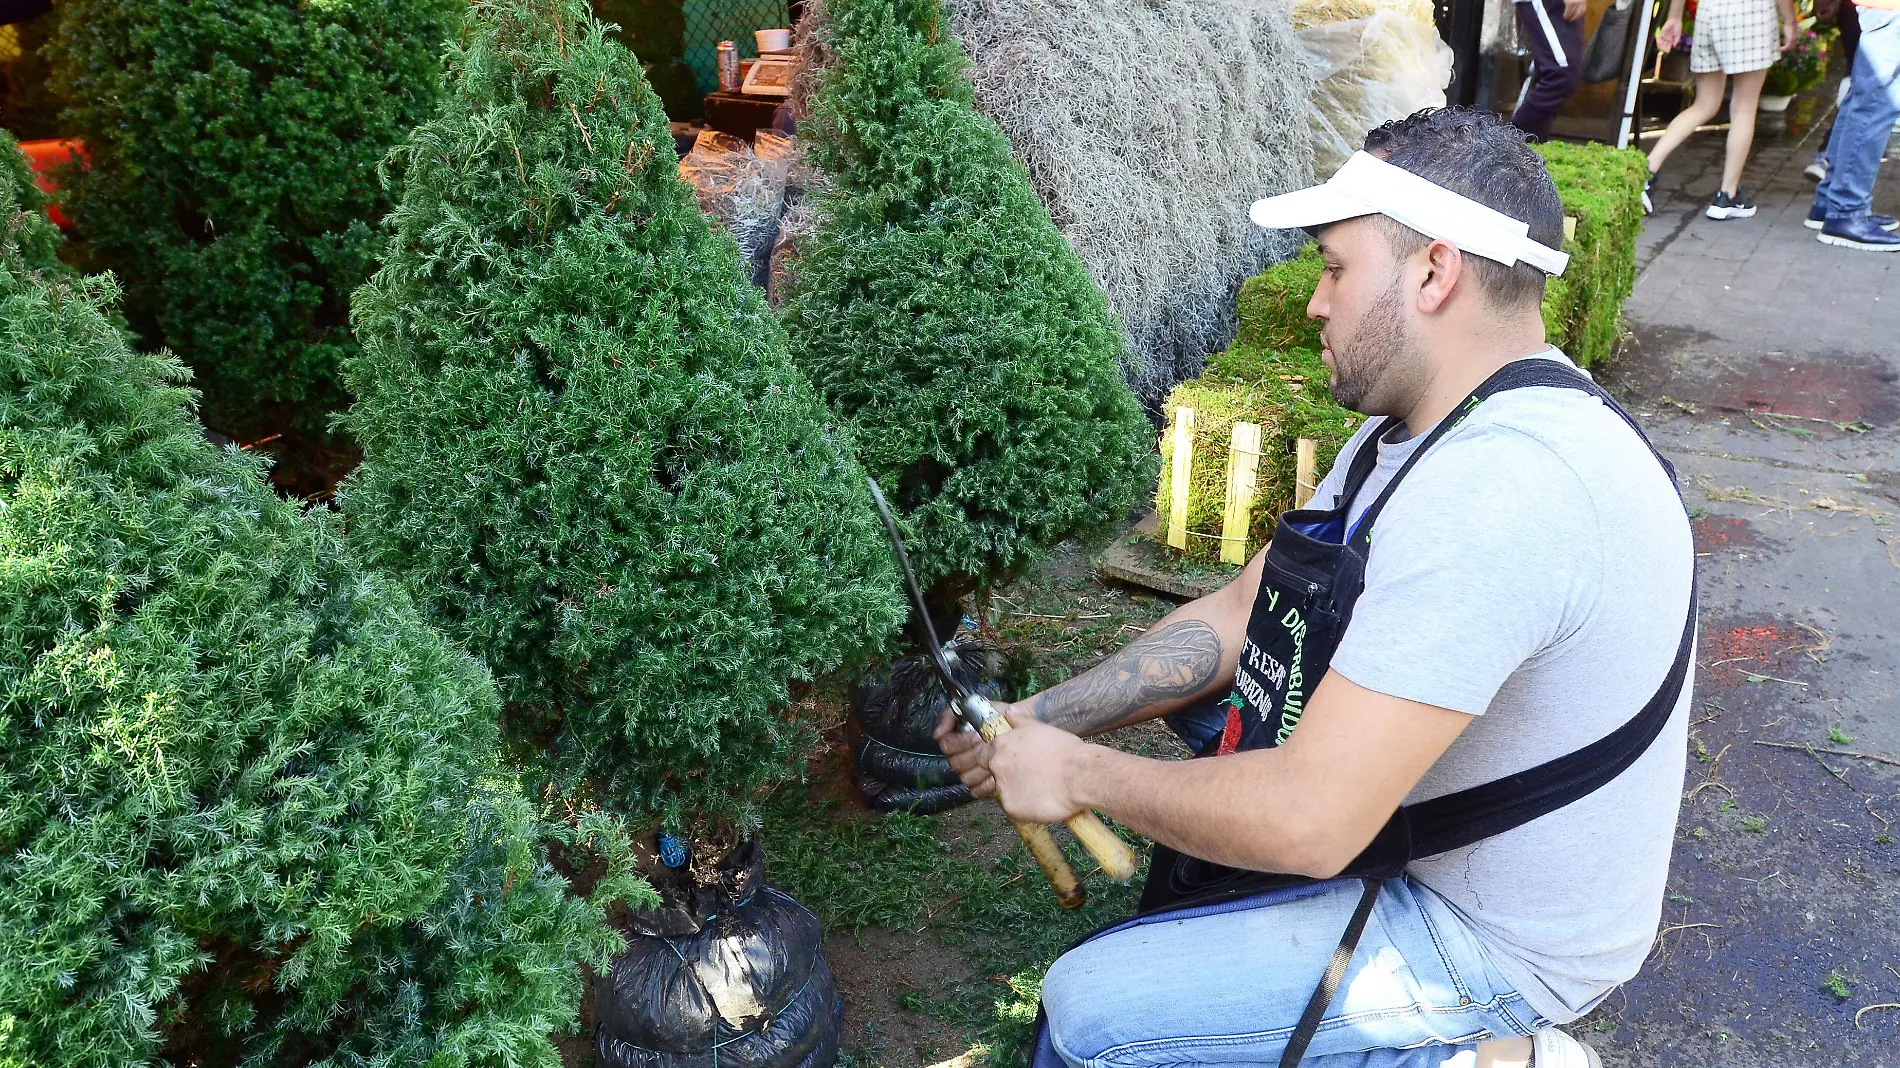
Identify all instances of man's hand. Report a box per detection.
[935,705,995,797]
[935,706,1093,824]
[1564,0,1587,22]
[1655,18,1682,53]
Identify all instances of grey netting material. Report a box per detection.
[790,0,1315,407]
[945,0,1316,406]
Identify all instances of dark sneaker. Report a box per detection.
[1807,205,1899,230]
[1819,214,1900,251]
[1642,176,1654,215]
[1805,154,1829,182]
[1705,191,1756,220]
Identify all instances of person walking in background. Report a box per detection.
[1805,0,1862,181]
[1511,0,1588,140]
[1645,0,1799,219]
[1810,0,1900,249]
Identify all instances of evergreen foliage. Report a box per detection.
[339,0,903,832]
[783,0,1155,611]
[0,127,67,280]
[46,0,462,434]
[0,174,622,1064]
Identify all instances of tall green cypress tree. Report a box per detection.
[47,0,461,436]
[0,159,622,1065]
[339,0,903,833]
[783,0,1155,621]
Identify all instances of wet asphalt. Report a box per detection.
[1580,94,1900,1065]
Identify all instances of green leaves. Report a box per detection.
[340,0,902,832]
[48,0,461,435]
[784,0,1155,602]
[0,154,613,1065]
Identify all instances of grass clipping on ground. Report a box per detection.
[1535,140,1647,368]
[1154,247,1362,564]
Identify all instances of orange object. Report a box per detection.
[16,138,88,232]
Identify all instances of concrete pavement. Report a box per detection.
[1582,95,1900,1065]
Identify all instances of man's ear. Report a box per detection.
[1415,240,1463,314]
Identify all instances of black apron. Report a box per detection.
[1033,358,1696,1068]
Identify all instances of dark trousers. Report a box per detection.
[1511,0,1585,141]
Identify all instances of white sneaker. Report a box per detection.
[1531,1028,1603,1068]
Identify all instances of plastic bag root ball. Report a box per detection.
[595,886,844,1068]
[848,637,1004,814]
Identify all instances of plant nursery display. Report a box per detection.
[0,162,619,1066]
[1154,248,1363,564]
[47,0,461,436]
[1762,24,1829,100]
[940,0,1316,405]
[340,0,902,835]
[1534,140,1647,368]
[783,0,1155,630]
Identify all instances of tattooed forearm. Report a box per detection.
[1025,620,1224,735]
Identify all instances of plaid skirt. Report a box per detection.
[1692,0,1781,74]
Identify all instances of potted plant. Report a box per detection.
[1762,25,1827,110]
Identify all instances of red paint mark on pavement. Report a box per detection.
[1700,621,1809,688]
[1692,515,1756,554]
[1705,358,1896,424]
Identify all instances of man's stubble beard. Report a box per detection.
[1325,270,1425,417]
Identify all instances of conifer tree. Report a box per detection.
[339,0,903,832]
[47,0,461,434]
[0,162,620,1066]
[782,0,1155,621]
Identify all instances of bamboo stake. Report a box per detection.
[1294,437,1319,509]
[1221,422,1263,565]
[1167,406,1194,551]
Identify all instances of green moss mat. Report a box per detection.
[1235,244,1324,353]
[1156,345,1361,564]
[1535,141,1647,368]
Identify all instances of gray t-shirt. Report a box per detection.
[1313,350,1693,1023]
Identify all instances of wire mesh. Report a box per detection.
[681,0,793,95]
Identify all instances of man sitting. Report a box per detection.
[939,108,1693,1068]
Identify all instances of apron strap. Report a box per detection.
[1347,356,1679,553]
[1278,878,1384,1068]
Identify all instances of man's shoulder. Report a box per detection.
[1431,385,1675,507]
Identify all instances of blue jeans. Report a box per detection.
[1815,10,1900,221]
[1040,879,1552,1068]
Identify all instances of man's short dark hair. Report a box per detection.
[1359,108,1566,309]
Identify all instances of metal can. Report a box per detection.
[716,40,740,90]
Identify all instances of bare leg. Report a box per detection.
[1647,70,1729,175]
[1475,1036,1534,1066]
[1721,67,1769,194]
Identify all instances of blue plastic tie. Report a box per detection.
[658,832,690,868]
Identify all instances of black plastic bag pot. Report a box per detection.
[596,881,842,1068]
[849,637,1004,815]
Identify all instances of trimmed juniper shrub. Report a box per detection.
[45,0,461,435]
[0,126,66,279]
[339,0,903,833]
[782,0,1155,620]
[0,174,624,1065]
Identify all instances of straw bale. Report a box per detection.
[1292,0,1436,29]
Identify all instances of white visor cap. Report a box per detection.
[1249,152,1568,277]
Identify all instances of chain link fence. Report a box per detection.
[681,0,793,95]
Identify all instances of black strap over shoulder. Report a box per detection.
[1348,358,1679,552]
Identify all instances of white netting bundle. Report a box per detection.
[941,0,1316,406]
[1293,0,1454,178]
